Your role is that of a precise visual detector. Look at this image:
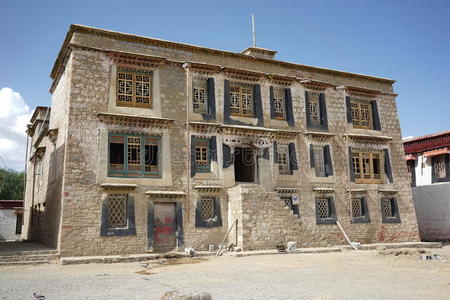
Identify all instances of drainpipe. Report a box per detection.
[183,63,191,222]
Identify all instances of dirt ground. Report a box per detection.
[1,246,450,300]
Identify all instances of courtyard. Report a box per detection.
[1,246,449,300]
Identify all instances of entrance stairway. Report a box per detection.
[0,249,59,266]
[228,184,301,251]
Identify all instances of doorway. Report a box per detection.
[234,147,256,183]
[153,203,176,251]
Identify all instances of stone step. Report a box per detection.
[0,260,56,266]
[0,249,58,256]
[0,254,59,263]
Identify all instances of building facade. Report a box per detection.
[23,25,419,256]
[404,131,450,240]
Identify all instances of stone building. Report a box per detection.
[404,131,450,240]
[22,24,419,256]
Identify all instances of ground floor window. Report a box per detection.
[381,197,400,223]
[195,196,222,227]
[108,194,128,228]
[315,196,336,224]
[100,193,136,236]
[351,196,370,223]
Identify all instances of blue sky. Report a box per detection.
[0,0,449,170]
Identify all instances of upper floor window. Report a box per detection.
[352,150,382,184]
[230,82,254,117]
[108,133,160,178]
[308,92,320,126]
[193,78,207,113]
[433,155,446,179]
[310,144,333,177]
[117,69,152,108]
[272,88,285,120]
[194,138,211,173]
[305,91,328,130]
[351,99,372,129]
[277,144,290,175]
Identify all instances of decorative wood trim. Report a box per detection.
[100,183,137,192]
[300,79,336,90]
[313,187,335,194]
[222,67,266,81]
[378,189,398,194]
[97,112,174,128]
[145,191,186,200]
[107,51,167,70]
[305,131,335,142]
[193,186,222,193]
[347,189,367,194]
[220,124,300,139]
[346,133,393,145]
[188,62,222,75]
[189,122,221,134]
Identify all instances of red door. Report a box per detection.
[154,203,176,250]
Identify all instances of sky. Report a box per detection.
[0,0,449,171]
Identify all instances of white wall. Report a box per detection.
[412,182,450,240]
[0,209,20,241]
[413,155,432,186]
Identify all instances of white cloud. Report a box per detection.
[0,87,33,171]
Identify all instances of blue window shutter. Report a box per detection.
[324,144,333,176]
[273,141,278,164]
[349,147,355,182]
[253,84,264,126]
[223,80,231,123]
[269,86,275,119]
[285,88,294,127]
[319,93,328,129]
[371,100,381,130]
[346,96,352,123]
[305,91,311,128]
[191,136,196,177]
[309,144,315,168]
[206,78,216,120]
[384,148,393,183]
[288,142,298,174]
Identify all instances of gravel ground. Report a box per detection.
[1,246,450,300]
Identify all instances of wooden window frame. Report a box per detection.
[229,82,254,117]
[107,193,128,228]
[433,154,447,179]
[277,144,290,175]
[351,197,364,218]
[350,99,372,129]
[194,138,211,173]
[308,92,321,126]
[200,196,216,221]
[193,78,208,114]
[313,145,326,177]
[273,88,285,120]
[352,150,383,184]
[108,133,161,178]
[116,69,152,109]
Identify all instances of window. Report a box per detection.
[308,92,320,126]
[315,196,336,224]
[107,194,127,228]
[433,155,446,179]
[195,196,222,227]
[194,138,211,173]
[313,145,325,177]
[117,69,152,108]
[193,78,207,113]
[381,197,401,223]
[230,83,253,117]
[350,99,372,129]
[407,160,416,187]
[277,144,290,175]
[352,150,382,183]
[351,196,370,223]
[351,197,363,218]
[108,133,160,178]
[310,144,333,177]
[200,196,215,221]
[273,88,285,120]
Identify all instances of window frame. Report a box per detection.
[116,68,152,109]
[313,145,326,177]
[229,82,254,117]
[195,195,223,228]
[194,137,211,173]
[350,99,373,130]
[308,91,321,127]
[272,88,286,120]
[351,150,383,184]
[100,193,136,236]
[315,196,337,224]
[192,78,208,114]
[107,193,128,228]
[277,144,290,175]
[432,154,447,180]
[380,197,401,223]
[108,133,161,178]
[350,196,370,223]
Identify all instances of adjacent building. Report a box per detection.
[404,131,450,240]
[0,200,23,241]
[23,24,419,257]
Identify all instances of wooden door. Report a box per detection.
[153,203,176,250]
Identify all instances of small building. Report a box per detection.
[404,130,450,240]
[0,200,23,241]
[22,24,419,257]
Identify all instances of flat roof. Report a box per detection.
[51,24,396,84]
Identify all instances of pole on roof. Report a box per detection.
[252,13,256,47]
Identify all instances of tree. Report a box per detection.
[0,168,25,200]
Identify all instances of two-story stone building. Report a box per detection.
[23,24,419,256]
